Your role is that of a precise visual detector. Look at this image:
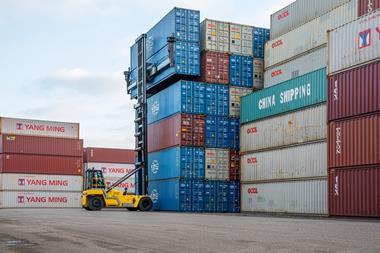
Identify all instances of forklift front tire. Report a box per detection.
[87,196,104,211]
[138,197,153,211]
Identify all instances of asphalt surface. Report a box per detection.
[0,209,379,253]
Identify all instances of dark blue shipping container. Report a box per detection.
[229,118,240,150]
[192,180,204,212]
[204,181,229,212]
[148,146,205,180]
[228,181,240,213]
[229,55,253,88]
[253,27,270,59]
[204,181,217,212]
[206,117,238,149]
[216,181,229,212]
[205,84,229,116]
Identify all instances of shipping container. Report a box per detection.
[0,174,82,191]
[200,51,229,85]
[240,68,327,124]
[0,191,81,208]
[358,0,380,17]
[84,162,134,178]
[0,154,83,175]
[328,60,380,121]
[240,104,327,153]
[241,142,327,182]
[0,134,83,157]
[229,23,253,56]
[205,84,229,116]
[229,55,253,88]
[328,166,380,217]
[201,19,230,53]
[205,148,229,180]
[206,116,234,149]
[229,87,252,118]
[253,27,270,59]
[228,181,240,213]
[192,180,204,212]
[328,9,380,74]
[266,1,357,68]
[147,147,205,180]
[0,117,79,139]
[241,179,327,215]
[328,114,380,168]
[229,118,240,150]
[83,147,134,164]
[229,150,240,181]
[270,0,350,39]
[104,177,135,194]
[253,58,264,90]
[204,180,229,212]
[148,113,205,153]
[264,47,327,88]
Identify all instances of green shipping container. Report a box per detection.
[240,68,326,124]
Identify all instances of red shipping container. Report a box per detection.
[0,154,83,175]
[358,0,380,16]
[328,60,380,121]
[200,51,229,84]
[148,113,205,153]
[0,134,83,157]
[329,166,380,217]
[229,150,240,181]
[328,113,380,168]
[83,147,134,163]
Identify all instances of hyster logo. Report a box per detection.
[277,10,289,20]
[151,101,159,116]
[18,178,25,186]
[151,160,159,174]
[272,40,283,48]
[101,167,107,173]
[359,29,371,49]
[335,127,342,155]
[334,176,339,196]
[247,157,257,164]
[16,123,23,130]
[246,127,257,134]
[18,196,25,203]
[271,69,282,77]
[247,188,258,194]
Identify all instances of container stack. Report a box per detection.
[0,117,83,208]
[239,0,359,215]
[83,147,135,193]
[327,9,380,217]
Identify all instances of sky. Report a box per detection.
[0,0,294,149]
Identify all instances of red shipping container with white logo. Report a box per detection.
[358,0,380,16]
[105,177,135,194]
[328,60,380,121]
[0,191,81,208]
[0,134,83,157]
[0,117,79,139]
[0,173,82,191]
[200,51,229,84]
[328,113,380,168]
[84,163,135,178]
[83,147,135,163]
[0,154,83,175]
[329,166,380,217]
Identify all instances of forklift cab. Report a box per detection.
[84,169,106,190]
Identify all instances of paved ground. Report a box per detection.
[0,209,379,253]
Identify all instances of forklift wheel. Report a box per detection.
[87,196,104,211]
[127,207,138,211]
[138,197,153,211]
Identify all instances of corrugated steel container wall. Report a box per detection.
[229,55,253,88]
[229,118,240,150]
[241,179,328,214]
[0,174,82,191]
[264,47,327,88]
[229,87,252,118]
[358,0,380,17]
[205,84,229,116]
[83,147,134,164]
[200,51,229,85]
[240,68,327,124]
[206,116,236,149]
[0,154,83,175]
[270,0,350,39]
[228,181,240,213]
[328,9,380,74]
[253,58,264,90]
[229,150,240,181]
[328,60,380,121]
[241,142,327,182]
[0,134,83,157]
[105,177,135,194]
[205,148,229,180]
[229,23,253,56]
[204,180,229,212]
[240,104,327,153]
[328,114,380,168]
[147,147,205,180]
[328,166,380,217]
[266,1,357,69]
[84,162,134,178]
[0,117,79,139]
[0,191,81,208]
[200,19,230,53]
[253,27,270,59]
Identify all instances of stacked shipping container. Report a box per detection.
[0,117,83,208]
[327,9,380,217]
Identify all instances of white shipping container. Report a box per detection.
[0,191,82,208]
[205,148,229,180]
[201,19,229,53]
[241,142,327,182]
[229,23,253,56]
[85,163,135,178]
[270,0,350,39]
[105,177,135,194]
[241,179,327,215]
[0,117,79,139]
[229,87,252,118]
[264,47,327,88]
[328,9,380,74]
[240,104,327,153]
[253,58,264,90]
[0,174,82,191]
[265,1,357,69]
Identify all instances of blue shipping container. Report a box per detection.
[253,27,270,59]
[192,180,204,212]
[206,117,238,149]
[205,84,229,116]
[148,147,205,180]
[204,181,229,213]
[204,181,217,212]
[229,118,240,150]
[228,181,240,213]
[229,55,253,88]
